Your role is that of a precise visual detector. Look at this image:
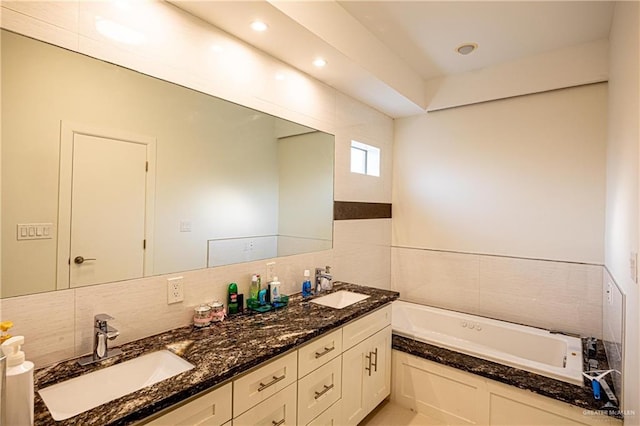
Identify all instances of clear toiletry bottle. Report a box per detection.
[250,274,261,300]
[2,336,34,426]
[302,270,313,297]
[269,276,281,303]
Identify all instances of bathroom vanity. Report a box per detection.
[32,283,399,425]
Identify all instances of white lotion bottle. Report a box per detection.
[2,336,34,426]
[269,276,281,302]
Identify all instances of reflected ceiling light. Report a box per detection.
[275,72,286,81]
[250,20,268,32]
[456,43,478,55]
[313,57,327,68]
[113,0,131,10]
[210,44,224,53]
[95,16,145,45]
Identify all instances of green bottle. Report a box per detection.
[228,282,239,314]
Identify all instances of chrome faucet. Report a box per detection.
[315,266,333,293]
[78,314,122,366]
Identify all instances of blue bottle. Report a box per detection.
[302,269,313,298]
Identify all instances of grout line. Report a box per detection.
[390,245,603,267]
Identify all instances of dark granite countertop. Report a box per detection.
[34,283,399,426]
[392,334,623,419]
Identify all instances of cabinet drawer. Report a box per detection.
[146,382,232,426]
[297,357,342,426]
[298,329,342,378]
[342,304,391,351]
[233,351,297,416]
[232,382,297,426]
[306,399,341,426]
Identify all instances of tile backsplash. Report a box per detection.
[391,247,603,339]
[602,268,624,402]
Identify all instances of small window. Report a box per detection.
[350,140,380,177]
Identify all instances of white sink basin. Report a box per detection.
[39,350,194,421]
[311,290,370,309]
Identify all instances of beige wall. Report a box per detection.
[605,1,640,418]
[0,1,393,366]
[393,84,607,263]
[392,84,608,337]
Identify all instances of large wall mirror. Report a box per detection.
[1,30,334,298]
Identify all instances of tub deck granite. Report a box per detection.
[33,283,399,426]
[392,334,621,419]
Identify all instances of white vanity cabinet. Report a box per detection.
[341,326,392,426]
[145,382,233,426]
[141,304,392,426]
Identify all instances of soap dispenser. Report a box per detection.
[2,335,34,426]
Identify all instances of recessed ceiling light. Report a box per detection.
[456,43,478,55]
[313,57,327,68]
[275,72,286,81]
[250,21,268,32]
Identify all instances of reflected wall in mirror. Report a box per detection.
[1,30,334,298]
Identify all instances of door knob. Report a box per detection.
[74,256,96,264]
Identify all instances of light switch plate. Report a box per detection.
[630,251,638,284]
[17,223,53,240]
[167,277,184,304]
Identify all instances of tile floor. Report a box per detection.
[360,400,445,426]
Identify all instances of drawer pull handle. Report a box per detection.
[272,419,285,426]
[371,348,378,372]
[314,383,334,399]
[314,346,335,359]
[258,374,286,392]
[365,352,372,376]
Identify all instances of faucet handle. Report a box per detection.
[94,313,114,326]
[95,313,114,321]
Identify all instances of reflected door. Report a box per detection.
[69,134,147,287]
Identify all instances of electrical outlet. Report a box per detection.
[266,261,276,282]
[167,276,184,304]
[606,281,613,305]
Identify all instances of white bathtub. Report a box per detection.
[392,300,584,386]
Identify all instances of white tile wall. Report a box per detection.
[602,268,624,401]
[0,1,393,368]
[391,248,480,314]
[0,289,75,366]
[392,247,603,338]
[333,219,392,290]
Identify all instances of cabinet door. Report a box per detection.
[146,382,232,426]
[341,326,392,426]
[232,382,297,426]
[365,326,391,411]
[340,338,368,426]
[342,305,391,351]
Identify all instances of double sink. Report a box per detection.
[38,290,370,421]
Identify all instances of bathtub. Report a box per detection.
[391,300,584,386]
